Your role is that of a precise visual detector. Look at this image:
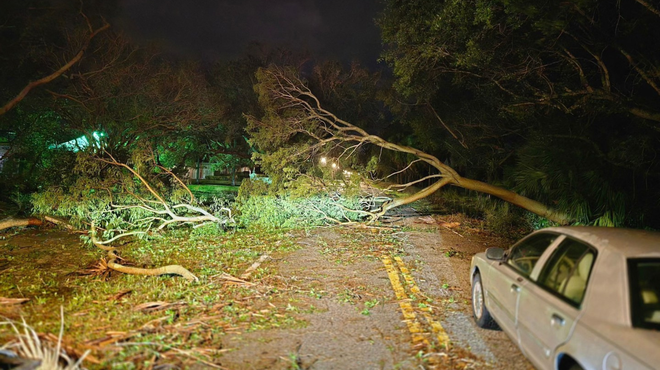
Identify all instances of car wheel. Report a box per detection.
[472,272,498,329]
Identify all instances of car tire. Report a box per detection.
[566,363,584,370]
[472,272,498,329]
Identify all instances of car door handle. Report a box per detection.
[510,284,520,293]
[551,313,565,327]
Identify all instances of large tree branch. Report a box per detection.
[0,22,110,116]
[629,107,660,123]
[86,157,234,282]
[635,0,660,18]
[0,217,43,231]
[253,67,572,224]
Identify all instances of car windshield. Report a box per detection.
[628,258,660,330]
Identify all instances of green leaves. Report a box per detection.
[378,0,660,228]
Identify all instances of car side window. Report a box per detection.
[628,258,660,330]
[538,239,596,306]
[507,233,558,277]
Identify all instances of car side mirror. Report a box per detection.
[485,247,506,261]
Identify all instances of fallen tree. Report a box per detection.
[85,154,233,282]
[2,155,233,282]
[247,66,571,224]
[25,151,234,282]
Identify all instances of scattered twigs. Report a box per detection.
[113,342,229,369]
[441,225,464,238]
[43,216,77,231]
[240,254,270,280]
[0,298,30,305]
[211,273,255,286]
[0,307,91,370]
[109,290,132,301]
[133,301,187,312]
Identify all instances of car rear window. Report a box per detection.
[628,258,660,330]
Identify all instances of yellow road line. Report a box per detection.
[393,256,451,349]
[381,255,428,346]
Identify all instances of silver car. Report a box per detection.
[470,227,660,370]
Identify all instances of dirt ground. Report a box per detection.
[0,212,533,369]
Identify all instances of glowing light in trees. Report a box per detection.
[49,131,107,152]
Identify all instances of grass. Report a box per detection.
[0,218,418,368]
[188,184,239,195]
[0,226,309,368]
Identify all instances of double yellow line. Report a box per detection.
[382,255,450,349]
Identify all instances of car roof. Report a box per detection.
[538,226,660,258]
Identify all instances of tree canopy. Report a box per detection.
[379,0,660,227]
[2,0,660,229]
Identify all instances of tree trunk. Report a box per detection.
[453,177,569,224]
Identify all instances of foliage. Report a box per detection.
[510,137,630,227]
[482,202,533,239]
[0,2,253,205]
[0,110,80,196]
[236,177,367,228]
[31,150,233,239]
[248,65,570,223]
[379,0,660,228]
[424,189,535,237]
[380,0,660,119]
[249,63,389,190]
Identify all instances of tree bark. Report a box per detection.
[454,177,569,224]
[0,217,43,231]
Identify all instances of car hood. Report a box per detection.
[579,314,660,367]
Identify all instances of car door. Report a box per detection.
[516,238,596,369]
[485,233,559,339]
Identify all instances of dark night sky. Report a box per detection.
[117,0,384,65]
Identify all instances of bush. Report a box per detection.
[483,202,533,239]
[422,189,536,237]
